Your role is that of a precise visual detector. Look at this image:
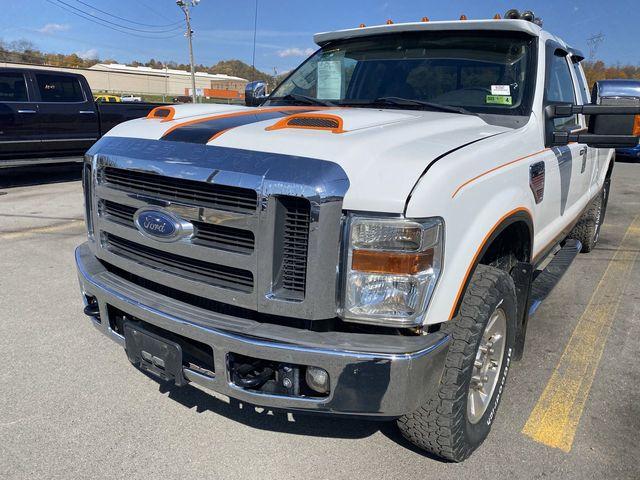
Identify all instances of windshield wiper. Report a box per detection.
[352,96,477,116]
[273,93,336,107]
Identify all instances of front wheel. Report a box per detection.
[397,264,517,462]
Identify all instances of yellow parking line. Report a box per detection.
[522,214,640,452]
[0,219,85,240]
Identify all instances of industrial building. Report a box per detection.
[0,61,248,100]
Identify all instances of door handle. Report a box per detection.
[79,110,96,114]
[17,109,37,114]
[579,147,587,156]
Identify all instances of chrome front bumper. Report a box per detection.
[76,242,450,417]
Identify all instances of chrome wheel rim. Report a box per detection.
[467,308,507,424]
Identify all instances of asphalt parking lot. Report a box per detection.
[1,160,639,480]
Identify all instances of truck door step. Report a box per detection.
[529,239,582,316]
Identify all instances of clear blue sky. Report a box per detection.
[2,0,638,74]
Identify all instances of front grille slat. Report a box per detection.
[101,200,255,255]
[273,196,311,300]
[102,167,258,214]
[104,233,254,293]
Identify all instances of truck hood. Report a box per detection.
[107,104,509,212]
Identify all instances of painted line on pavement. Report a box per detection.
[0,219,85,240]
[522,214,640,452]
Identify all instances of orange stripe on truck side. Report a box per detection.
[448,207,533,320]
[451,148,551,198]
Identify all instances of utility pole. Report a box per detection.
[251,0,258,81]
[587,33,605,61]
[177,0,200,103]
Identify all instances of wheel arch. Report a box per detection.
[448,208,533,320]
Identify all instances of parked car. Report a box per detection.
[594,79,640,160]
[121,94,143,102]
[0,68,167,167]
[75,12,640,462]
[95,94,122,103]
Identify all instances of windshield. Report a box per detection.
[266,31,536,115]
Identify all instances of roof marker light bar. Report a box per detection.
[504,8,543,26]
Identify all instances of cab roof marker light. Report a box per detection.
[359,23,366,28]
[386,19,394,24]
[421,17,430,22]
[459,14,468,20]
[493,13,501,19]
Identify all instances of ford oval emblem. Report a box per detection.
[133,208,193,242]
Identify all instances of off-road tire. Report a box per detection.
[569,184,608,253]
[397,265,517,462]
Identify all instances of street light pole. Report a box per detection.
[177,0,200,104]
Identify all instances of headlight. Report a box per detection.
[340,215,444,327]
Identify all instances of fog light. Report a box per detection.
[305,366,330,394]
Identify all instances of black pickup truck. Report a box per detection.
[0,67,166,167]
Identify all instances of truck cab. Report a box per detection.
[75,12,639,462]
[0,67,165,167]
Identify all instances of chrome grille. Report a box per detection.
[101,200,255,255]
[88,137,349,320]
[103,233,254,293]
[102,166,258,214]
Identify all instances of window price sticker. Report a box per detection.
[317,60,342,100]
[491,85,511,96]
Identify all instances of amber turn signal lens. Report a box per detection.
[352,249,434,275]
[633,115,640,136]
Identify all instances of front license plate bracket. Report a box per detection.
[124,322,187,386]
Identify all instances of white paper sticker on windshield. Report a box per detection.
[491,85,511,96]
[317,61,342,100]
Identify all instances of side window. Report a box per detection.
[0,73,29,102]
[546,52,577,127]
[572,62,590,105]
[35,74,85,102]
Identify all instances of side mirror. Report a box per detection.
[546,80,640,148]
[245,81,267,107]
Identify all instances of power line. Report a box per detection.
[46,0,183,39]
[70,0,183,28]
[51,0,183,34]
[137,0,180,23]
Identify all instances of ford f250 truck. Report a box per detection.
[75,12,640,461]
[0,67,164,167]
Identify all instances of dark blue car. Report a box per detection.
[596,79,640,159]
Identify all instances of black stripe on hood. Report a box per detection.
[161,109,311,144]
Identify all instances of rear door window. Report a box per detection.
[35,74,85,102]
[0,73,29,102]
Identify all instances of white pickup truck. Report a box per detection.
[75,12,640,461]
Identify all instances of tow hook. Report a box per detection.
[232,361,275,388]
[83,302,100,319]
